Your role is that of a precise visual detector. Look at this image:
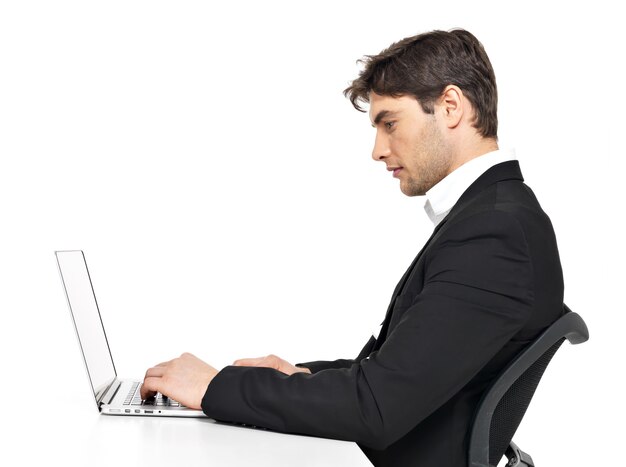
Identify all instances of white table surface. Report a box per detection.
[4,395,373,467]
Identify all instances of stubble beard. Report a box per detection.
[401,121,453,197]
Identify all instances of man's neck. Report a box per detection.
[447,138,499,175]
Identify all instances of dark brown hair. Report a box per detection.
[344,29,498,139]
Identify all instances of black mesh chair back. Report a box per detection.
[468,305,589,467]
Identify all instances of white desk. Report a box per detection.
[5,396,373,467]
[1,271,373,467]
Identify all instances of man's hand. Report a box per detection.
[141,352,219,410]
[233,354,311,376]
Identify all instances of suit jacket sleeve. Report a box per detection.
[201,210,534,450]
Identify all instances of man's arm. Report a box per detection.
[230,334,377,375]
[232,355,312,375]
[200,210,535,449]
[140,307,377,400]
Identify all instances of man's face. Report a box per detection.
[369,92,453,196]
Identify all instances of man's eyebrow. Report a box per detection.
[371,110,399,127]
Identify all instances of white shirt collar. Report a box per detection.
[424,148,517,227]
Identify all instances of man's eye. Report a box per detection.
[385,121,395,129]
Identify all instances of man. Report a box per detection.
[141,29,565,466]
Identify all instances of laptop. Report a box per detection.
[56,250,206,417]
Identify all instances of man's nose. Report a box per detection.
[371,132,391,161]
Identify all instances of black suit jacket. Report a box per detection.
[201,160,565,467]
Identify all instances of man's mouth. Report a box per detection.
[392,167,403,177]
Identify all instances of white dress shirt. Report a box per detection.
[423,148,517,227]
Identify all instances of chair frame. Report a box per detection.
[468,306,589,467]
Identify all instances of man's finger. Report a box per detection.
[145,367,166,378]
[233,357,264,366]
[140,376,161,400]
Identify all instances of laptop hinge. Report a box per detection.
[98,379,122,407]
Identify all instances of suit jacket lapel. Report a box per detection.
[373,223,444,350]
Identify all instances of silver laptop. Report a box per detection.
[56,250,206,417]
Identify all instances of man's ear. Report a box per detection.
[437,85,465,129]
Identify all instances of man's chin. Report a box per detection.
[399,181,426,197]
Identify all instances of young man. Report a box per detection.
[142,29,565,466]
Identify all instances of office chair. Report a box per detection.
[468,305,589,467]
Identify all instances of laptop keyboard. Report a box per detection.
[123,381,182,407]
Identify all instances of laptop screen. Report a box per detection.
[56,250,117,405]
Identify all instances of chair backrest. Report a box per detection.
[468,305,589,467]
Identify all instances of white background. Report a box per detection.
[1,1,624,465]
